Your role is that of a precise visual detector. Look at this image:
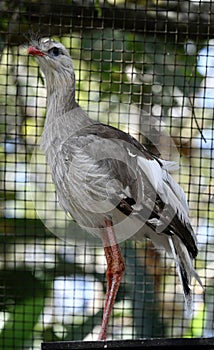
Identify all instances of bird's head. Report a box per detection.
[27,38,75,91]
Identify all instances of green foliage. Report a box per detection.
[80,30,203,108]
[184,306,206,338]
[0,17,211,347]
[0,297,43,350]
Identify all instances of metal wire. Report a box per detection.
[0,0,213,347]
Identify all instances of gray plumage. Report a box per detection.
[28,38,203,314]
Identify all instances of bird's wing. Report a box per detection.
[64,122,198,258]
[81,123,203,309]
[49,119,202,309]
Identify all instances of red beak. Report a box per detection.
[27,46,45,56]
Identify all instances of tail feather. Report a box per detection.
[168,235,203,315]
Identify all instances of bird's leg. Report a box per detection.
[98,219,125,341]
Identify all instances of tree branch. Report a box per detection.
[1,0,214,46]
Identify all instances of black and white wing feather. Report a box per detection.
[55,122,203,312]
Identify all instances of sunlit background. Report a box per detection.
[0,1,213,349]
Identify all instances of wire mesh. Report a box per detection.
[0,0,214,349]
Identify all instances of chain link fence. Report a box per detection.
[0,1,213,348]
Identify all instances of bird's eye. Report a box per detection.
[48,47,62,57]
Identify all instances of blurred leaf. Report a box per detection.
[0,297,43,350]
[0,269,45,308]
[184,305,206,338]
[95,0,102,18]
[63,310,103,341]
[0,191,16,201]
[0,218,51,242]
[124,243,166,337]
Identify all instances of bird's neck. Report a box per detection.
[41,83,93,154]
[41,70,94,151]
[44,67,76,120]
[41,69,94,153]
[46,88,77,118]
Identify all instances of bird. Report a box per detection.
[27,38,203,340]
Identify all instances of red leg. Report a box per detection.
[98,219,125,341]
